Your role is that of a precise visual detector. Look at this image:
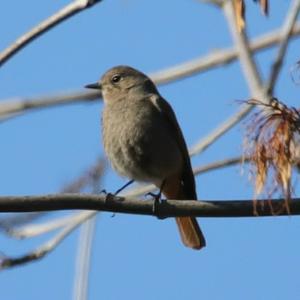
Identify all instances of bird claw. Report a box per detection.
[103,192,123,218]
[101,189,114,204]
[146,191,164,219]
[100,189,108,195]
[104,192,123,204]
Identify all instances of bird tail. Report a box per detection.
[175,216,205,250]
[161,176,206,250]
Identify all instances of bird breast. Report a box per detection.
[102,98,183,183]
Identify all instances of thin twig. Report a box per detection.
[266,0,300,93]
[193,155,246,174]
[0,212,46,234]
[0,91,99,118]
[7,213,86,238]
[73,217,96,300]
[72,162,102,300]
[223,0,267,100]
[189,105,253,155]
[0,210,94,269]
[0,0,102,67]
[61,158,105,193]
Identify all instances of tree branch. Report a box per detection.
[73,217,96,300]
[0,193,298,217]
[6,213,86,239]
[0,0,102,67]
[193,155,245,174]
[189,104,253,155]
[0,90,99,119]
[266,0,300,94]
[0,212,46,233]
[0,211,94,269]
[223,0,267,100]
[0,23,300,121]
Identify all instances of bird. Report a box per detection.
[85,65,206,250]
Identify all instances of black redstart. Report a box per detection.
[85,65,206,250]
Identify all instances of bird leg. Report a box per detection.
[102,180,134,218]
[146,180,166,218]
[114,179,134,195]
[102,180,134,201]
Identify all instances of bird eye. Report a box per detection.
[111,74,121,83]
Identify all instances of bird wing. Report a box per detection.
[149,94,197,200]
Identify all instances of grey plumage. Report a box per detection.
[86,65,206,250]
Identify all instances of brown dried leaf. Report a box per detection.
[254,0,269,15]
[244,98,300,214]
[234,0,245,32]
[259,0,269,15]
[236,0,269,31]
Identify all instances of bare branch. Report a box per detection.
[61,158,105,193]
[0,91,99,119]
[7,213,86,239]
[0,212,46,233]
[0,211,94,269]
[266,0,300,94]
[0,0,102,67]
[72,164,101,300]
[189,105,253,155]
[223,0,266,100]
[0,23,300,121]
[73,217,96,300]
[193,155,246,174]
[0,193,298,218]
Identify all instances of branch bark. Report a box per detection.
[0,193,298,217]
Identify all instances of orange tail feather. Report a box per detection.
[175,217,206,250]
[161,175,206,250]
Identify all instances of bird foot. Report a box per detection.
[102,190,124,218]
[146,191,165,219]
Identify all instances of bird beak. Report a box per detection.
[85,82,102,90]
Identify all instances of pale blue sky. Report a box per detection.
[0,1,300,299]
